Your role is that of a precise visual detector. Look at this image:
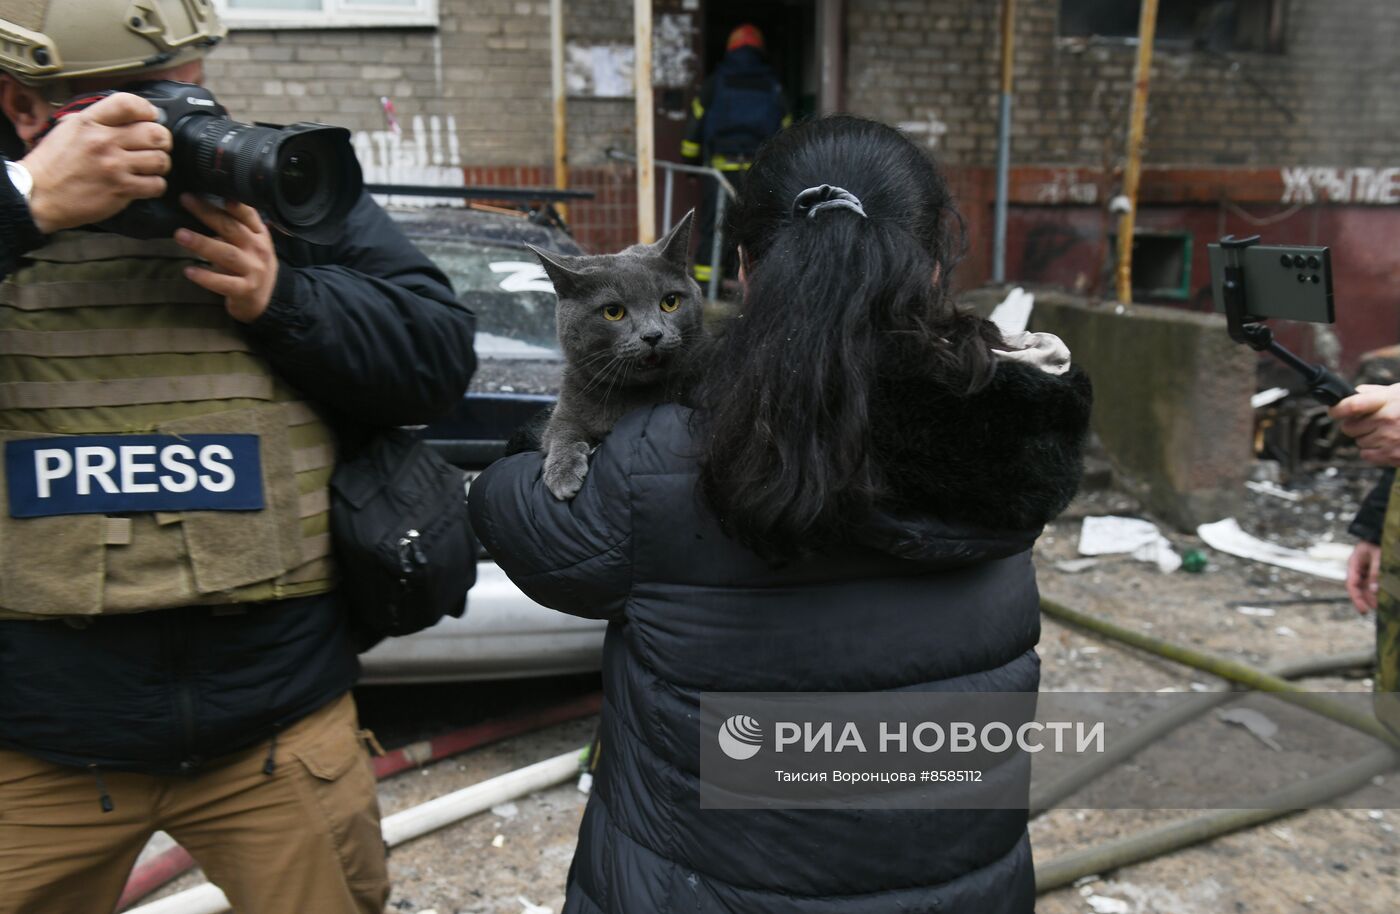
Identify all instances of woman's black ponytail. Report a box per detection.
[694,115,1003,561]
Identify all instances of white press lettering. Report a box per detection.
[33,449,73,499]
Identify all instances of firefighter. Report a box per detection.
[681,23,790,287]
[0,3,476,912]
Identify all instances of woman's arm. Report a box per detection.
[468,410,645,619]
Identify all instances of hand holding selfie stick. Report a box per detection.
[1219,234,1355,406]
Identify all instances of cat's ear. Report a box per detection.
[653,209,695,271]
[528,245,589,297]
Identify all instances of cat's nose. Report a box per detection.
[641,330,663,346]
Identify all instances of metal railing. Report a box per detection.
[606,149,737,300]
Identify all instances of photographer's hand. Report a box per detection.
[1330,383,1400,467]
[175,195,278,324]
[22,93,172,234]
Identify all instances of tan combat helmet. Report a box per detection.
[0,0,225,86]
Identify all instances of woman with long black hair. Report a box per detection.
[468,115,1091,914]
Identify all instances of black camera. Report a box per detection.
[46,80,362,244]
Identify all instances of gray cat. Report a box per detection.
[528,209,704,500]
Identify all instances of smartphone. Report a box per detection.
[1206,242,1335,324]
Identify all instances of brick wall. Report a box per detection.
[203,0,637,251]
[846,0,1400,170]
[200,0,1398,255]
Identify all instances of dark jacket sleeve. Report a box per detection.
[248,191,476,428]
[681,76,716,162]
[0,156,45,281]
[467,411,643,620]
[1351,467,1395,544]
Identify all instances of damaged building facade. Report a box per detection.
[208,0,1397,368]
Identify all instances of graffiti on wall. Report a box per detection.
[1032,169,1101,205]
[897,111,948,151]
[353,114,464,204]
[1282,167,1400,205]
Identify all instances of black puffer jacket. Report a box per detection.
[469,359,1092,914]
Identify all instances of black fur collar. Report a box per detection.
[868,359,1093,536]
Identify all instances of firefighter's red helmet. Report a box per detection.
[727,24,765,52]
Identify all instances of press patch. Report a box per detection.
[6,435,265,518]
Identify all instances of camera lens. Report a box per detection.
[279,153,320,208]
[172,116,361,244]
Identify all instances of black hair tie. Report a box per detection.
[793,184,867,220]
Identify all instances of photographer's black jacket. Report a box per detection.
[0,192,477,773]
[470,361,1092,914]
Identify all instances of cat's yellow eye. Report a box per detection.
[660,293,681,313]
[603,304,626,321]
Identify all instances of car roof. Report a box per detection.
[387,205,585,256]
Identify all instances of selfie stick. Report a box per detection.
[1219,234,1355,406]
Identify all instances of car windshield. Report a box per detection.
[410,238,561,360]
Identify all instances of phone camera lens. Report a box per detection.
[1297,273,1308,283]
[1292,255,1307,268]
[1307,255,1320,269]
[1310,274,1320,284]
[1280,255,1292,267]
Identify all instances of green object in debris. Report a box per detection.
[1182,549,1208,573]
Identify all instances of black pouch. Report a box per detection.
[329,429,475,644]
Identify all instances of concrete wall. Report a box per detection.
[1008,291,1257,530]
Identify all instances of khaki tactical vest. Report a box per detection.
[1375,472,1400,734]
[0,231,337,620]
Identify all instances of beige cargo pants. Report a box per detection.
[0,692,389,914]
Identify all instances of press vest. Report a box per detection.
[0,231,337,621]
[1376,473,1400,734]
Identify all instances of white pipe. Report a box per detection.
[125,749,583,914]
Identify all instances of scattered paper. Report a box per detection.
[1218,708,1283,751]
[1197,518,1347,582]
[1236,605,1277,617]
[989,286,1035,336]
[491,834,506,848]
[1079,516,1181,573]
[1274,625,1299,638]
[491,802,519,819]
[1055,557,1102,574]
[1086,896,1131,914]
[1245,480,1302,502]
[518,898,553,914]
[1252,387,1290,408]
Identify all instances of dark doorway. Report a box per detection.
[703,0,819,121]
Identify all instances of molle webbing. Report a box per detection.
[0,231,337,620]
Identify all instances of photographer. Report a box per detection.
[0,4,475,913]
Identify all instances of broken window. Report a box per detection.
[1058,0,1284,54]
[1107,231,1194,301]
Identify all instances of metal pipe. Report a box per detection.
[1036,747,1398,893]
[992,0,1016,284]
[633,0,655,243]
[708,181,727,300]
[663,167,674,235]
[550,0,568,222]
[1030,650,1373,815]
[1114,0,1160,303]
[1040,598,1398,747]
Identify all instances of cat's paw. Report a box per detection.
[543,441,591,500]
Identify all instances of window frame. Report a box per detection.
[213,0,439,30]
[1056,0,1285,56]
